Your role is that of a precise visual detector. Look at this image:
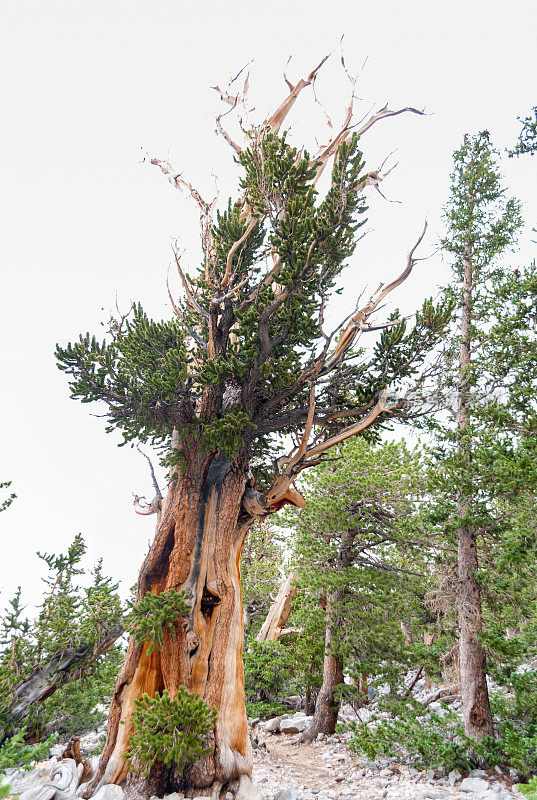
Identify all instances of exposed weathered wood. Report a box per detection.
[83,452,255,799]
[61,737,91,783]
[257,574,297,642]
[19,759,84,800]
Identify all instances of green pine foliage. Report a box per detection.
[0,483,16,514]
[243,638,295,718]
[126,589,190,655]
[241,520,285,636]
[0,729,58,772]
[124,688,217,777]
[282,592,325,708]
[0,536,125,744]
[509,107,537,157]
[55,126,450,476]
[520,776,537,799]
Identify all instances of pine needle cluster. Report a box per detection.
[124,688,217,777]
[126,589,190,656]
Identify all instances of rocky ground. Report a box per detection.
[251,721,520,800]
[3,722,522,800]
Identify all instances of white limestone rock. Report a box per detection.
[264,717,282,733]
[279,715,308,734]
[90,784,124,800]
[459,775,490,793]
[448,770,462,786]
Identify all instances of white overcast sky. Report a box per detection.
[1,0,536,612]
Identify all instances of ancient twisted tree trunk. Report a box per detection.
[84,451,259,800]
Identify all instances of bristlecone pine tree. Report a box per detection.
[56,61,451,800]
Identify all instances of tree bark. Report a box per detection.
[298,593,344,743]
[457,524,493,738]
[304,685,313,716]
[456,248,494,740]
[83,451,261,800]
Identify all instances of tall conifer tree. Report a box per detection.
[433,132,525,741]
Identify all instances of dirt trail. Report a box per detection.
[251,732,517,800]
[255,737,347,791]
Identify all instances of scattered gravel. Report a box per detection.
[252,728,520,800]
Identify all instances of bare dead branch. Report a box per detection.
[151,158,217,265]
[221,217,259,290]
[136,445,162,500]
[321,221,428,374]
[313,77,357,186]
[263,389,390,511]
[263,55,330,134]
[354,104,425,138]
[171,247,209,319]
[166,269,208,349]
[215,114,242,155]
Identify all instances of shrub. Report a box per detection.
[520,776,537,799]
[0,539,125,743]
[0,781,11,799]
[124,688,216,777]
[347,690,537,775]
[347,703,477,771]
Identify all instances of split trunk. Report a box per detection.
[84,450,260,800]
[256,574,297,642]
